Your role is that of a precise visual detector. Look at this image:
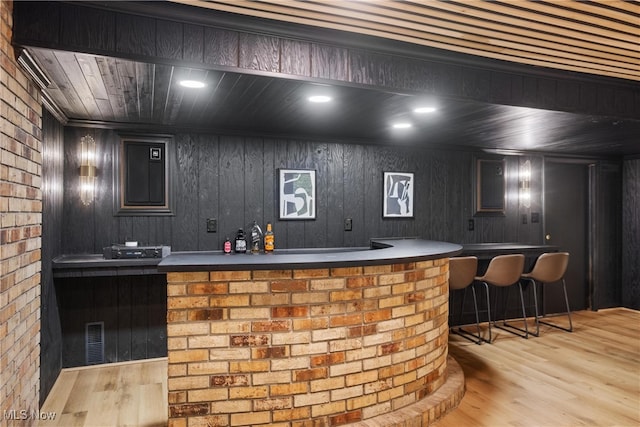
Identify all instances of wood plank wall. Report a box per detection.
[622,159,640,310]
[13,1,640,120]
[57,275,167,368]
[593,163,623,310]
[41,110,64,403]
[61,128,544,254]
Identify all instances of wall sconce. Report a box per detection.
[519,159,531,208]
[79,135,97,205]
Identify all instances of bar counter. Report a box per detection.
[157,238,462,272]
[159,239,465,427]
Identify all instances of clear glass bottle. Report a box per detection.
[264,222,274,252]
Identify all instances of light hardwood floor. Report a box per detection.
[435,308,640,427]
[37,309,639,427]
[37,357,167,427]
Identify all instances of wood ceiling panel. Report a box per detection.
[24,4,640,158]
[175,0,640,81]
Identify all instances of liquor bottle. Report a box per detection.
[234,229,247,253]
[264,222,275,252]
[223,237,232,254]
[250,220,263,254]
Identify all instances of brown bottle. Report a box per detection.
[264,222,274,252]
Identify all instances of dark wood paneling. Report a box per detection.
[40,110,65,404]
[183,24,205,63]
[218,136,247,245]
[239,33,280,72]
[593,162,622,309]
[622,158,640,309]
[13,1,60,45]
[244,137,266,234]
[311,44,349,81]
[174,135,199,249]
[61,128,549,254]
[60,3,115,52]
[156,19,183,60]
[115,13,156,56]
[197,134,219,250]
[117,276,133,361]
[58,275,167,368]
[281,39,311,76]
[325,143,345,246]
[13,1,640,123]
[342,144,365,247]
[204,28,239,67]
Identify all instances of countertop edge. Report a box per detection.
[157,239,463,272]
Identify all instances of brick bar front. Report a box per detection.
[166,259,453,427]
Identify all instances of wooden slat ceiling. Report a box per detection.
[173,0,640,82]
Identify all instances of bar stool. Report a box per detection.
[448,256,490,344]
[521,252,572,335]
[474,254,526,341]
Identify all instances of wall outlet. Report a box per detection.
[344,218,352,231]
[468,219,474,231]
[206,218,217,233]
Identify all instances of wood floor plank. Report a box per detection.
[37,311,639,427]
[435,308,640,427]
[60,368,100,415]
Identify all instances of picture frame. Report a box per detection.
[383,171,414,218]
[279,169,316,220]
[473,157,506,216]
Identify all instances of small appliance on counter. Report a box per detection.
[103,243,171,259]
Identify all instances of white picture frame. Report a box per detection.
[279,169,316,220]
[383,171,414,218]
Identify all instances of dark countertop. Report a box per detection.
[52,254,164,277]
[461,243,558,259]
[52,242,556,277]
[157,238,463,272]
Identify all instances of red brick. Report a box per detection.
[188,283,228,294]
[364,309,392,323]
[294,367,327,381]
[345,276,375,288]
[329,313,362,327]
[188,308,224,321]
[252,320,291,332]
[272,306,308,318]
[210,375,249,387]
[271,280,308,292]
[392,262,415,271]
[330,410,362,426]
[230,335,269,346]
[252,346,288,359]
[169,403,209,417]
[253,270,292,279]
[381,342,402,355]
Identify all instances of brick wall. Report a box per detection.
[1,0,44,425]
[167,259,451,427]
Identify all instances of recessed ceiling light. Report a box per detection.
[414,106,437,113]
[180,80,206,88]
[392,122,412,129]
[308,95,332,103]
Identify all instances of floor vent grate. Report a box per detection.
[86,321,104,365]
